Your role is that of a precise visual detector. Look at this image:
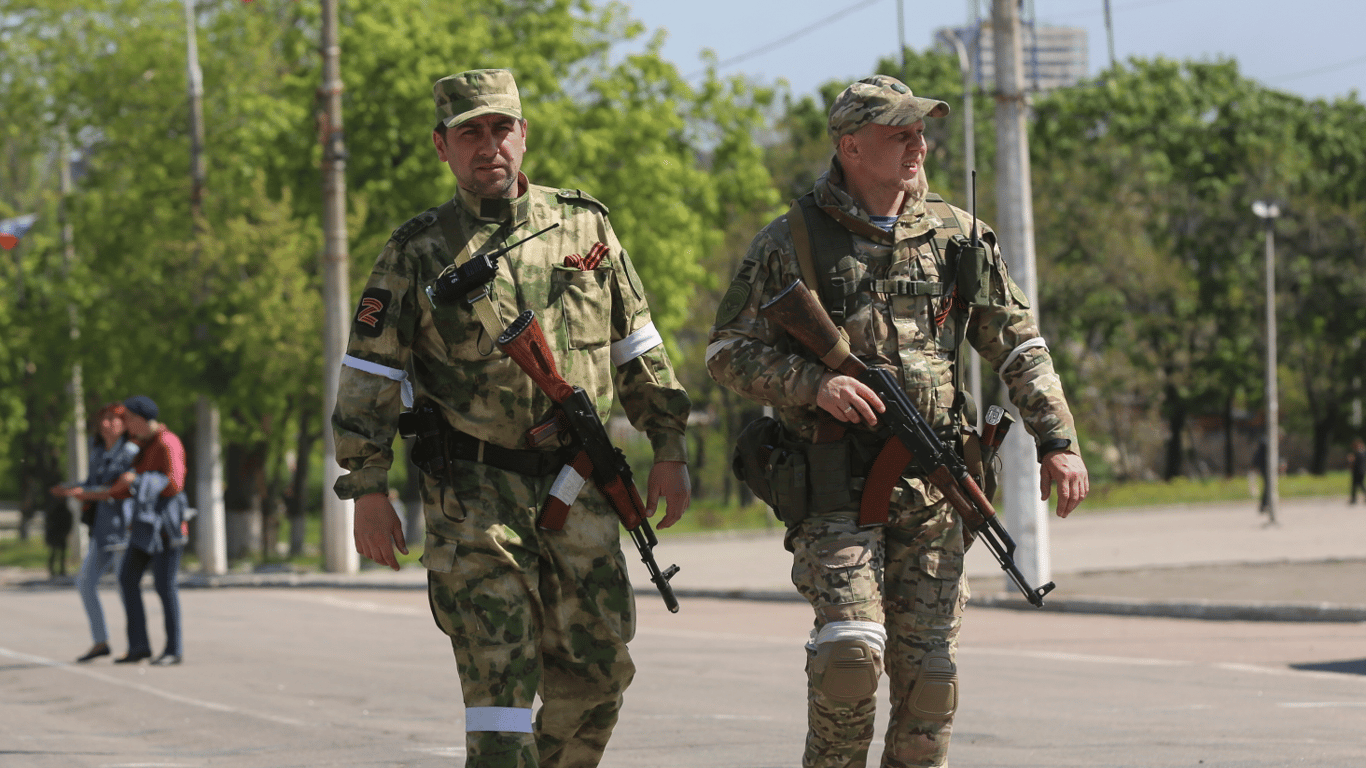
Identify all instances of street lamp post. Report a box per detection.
[1252,200,1280,524]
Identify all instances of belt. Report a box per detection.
[447,430,567,477]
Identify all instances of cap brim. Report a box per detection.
[441,105,523,129]
[874,96,951,127]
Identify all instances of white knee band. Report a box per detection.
[806,620,887,654]
[465,706,534,733]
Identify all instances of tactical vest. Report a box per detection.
[786,191,988,427]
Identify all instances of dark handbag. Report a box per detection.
[80,502,96,529]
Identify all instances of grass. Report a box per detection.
[4,471,1354,572]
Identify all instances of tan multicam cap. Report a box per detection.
[433,69,522,129]
[827,74,950,143]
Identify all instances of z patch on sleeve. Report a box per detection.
[353,288,391,338]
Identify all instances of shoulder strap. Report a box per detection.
[436,200,506,355]
[790,193,859,322]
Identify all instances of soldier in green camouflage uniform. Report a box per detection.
[707,75,1088,768]
[333,69,692,768]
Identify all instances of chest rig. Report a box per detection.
[786,191,990,426]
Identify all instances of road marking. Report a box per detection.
[1278,701,1366,708]
[0,645,309,727]
[269,592,428,617]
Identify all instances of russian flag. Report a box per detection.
[0,214,37,251]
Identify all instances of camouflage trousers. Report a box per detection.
[422,459,636,768]
[789,486,968,768]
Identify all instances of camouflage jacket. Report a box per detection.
[333,176,690,500]
[707,160,1078,455]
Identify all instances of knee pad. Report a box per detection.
[908,649,958,720]
[813,638,881,702]
[808,620,886,703]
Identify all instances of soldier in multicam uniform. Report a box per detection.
[707,75,1088,768]
[332,69,692,768]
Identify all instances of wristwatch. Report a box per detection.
[1037,438,1072,462]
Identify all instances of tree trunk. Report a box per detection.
[289,406,317,558]
[1164,382,1186,480]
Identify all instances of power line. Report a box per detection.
[1271,52,1366,83]
[683,0,885,80]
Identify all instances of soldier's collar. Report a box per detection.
[456,172,531,226]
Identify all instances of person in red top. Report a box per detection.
[111,395,189,666]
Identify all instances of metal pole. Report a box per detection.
[60,131,89,568]
[991,0,1050,591]
[1103,0,1117,69]
[183,0,227,574]
[939,27,982,428]
[320,0,357,573]
[897,0,906,69]
[1252,202,1280,524]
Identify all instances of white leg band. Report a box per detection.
[703,339,733,365]
[465,706,534,733]
[548,463,588,507]
[1000,337,1049,376]
[610,321,663,367]
[343,354,413,408]
[806,620,887,654]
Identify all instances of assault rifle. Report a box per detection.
[497,309,682,613]
[426,223,560,306]
[760,279,1055,607]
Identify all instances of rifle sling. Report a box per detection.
[437,200,507,355]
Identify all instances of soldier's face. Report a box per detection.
[844,120,928,194]
[434,114,527,198]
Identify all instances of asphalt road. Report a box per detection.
[3,586,1363,767]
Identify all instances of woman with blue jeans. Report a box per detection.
[50,402,140,663]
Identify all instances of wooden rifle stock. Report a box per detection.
[760,280,1055,607]
[497,309,681,612]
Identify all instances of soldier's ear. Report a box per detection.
[433,129,450,161]
[837,132,858,161]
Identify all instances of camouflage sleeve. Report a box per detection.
[605,220,691,464]
[705,218,829,408]
[331,239,418,500]
[966,228,1080,455]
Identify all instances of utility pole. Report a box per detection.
[1103,0,1117,69]
[991,0,1050,592]
[1252,201,1280,524]
[183,0,227,575]
[60,131,88,569]
[896,0,906,69]
[320,0,357,573]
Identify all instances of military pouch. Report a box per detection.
[947,235,992,308]
[399,403,449,478]
[806,440,854,515]
[768,447,809,524]
[731,416,786,510]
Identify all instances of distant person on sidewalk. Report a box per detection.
[50,402,141,662]
[1348,438,1365,505]
[111,396,189,666]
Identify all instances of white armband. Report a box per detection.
[342,354,413,408]
[465,706,534,733]
[610,321,663,367]
[1000,338,1049,377]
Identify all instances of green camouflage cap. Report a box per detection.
[827,75,950,143]
[433,69,522,129]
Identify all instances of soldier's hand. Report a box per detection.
[646,460,691,529]
[1040,451,1089,518]
[354,492,407,570]
[816,372,884,426]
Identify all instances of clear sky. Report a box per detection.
[623,0,1365,103]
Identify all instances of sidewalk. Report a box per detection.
[6,497,1365,622]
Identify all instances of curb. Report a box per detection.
[970,592,1366,623]
[9,572,1366,624]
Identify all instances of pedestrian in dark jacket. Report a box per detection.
[111,396,188,666]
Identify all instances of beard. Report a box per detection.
[900,172,929,211]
